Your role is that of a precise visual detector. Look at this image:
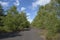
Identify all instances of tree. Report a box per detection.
[55,0,60,3]
[0,4,4,26]
[3,5,19,32]
[0,4,4,27]
[31,0,60,40]
[3,6,30,32]
[0,4,4,16]
[0,4,6,33]
[20,12,30,28]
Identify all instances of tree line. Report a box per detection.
[0,4,30,33]
[31,0,60,40]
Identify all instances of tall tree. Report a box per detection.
[20,12,30,28]
[55,0,60,3]
[3,6,30,32]
[3,5,19,32]
[0,4,4,26]
[32,0,60,40]
[0,4,4,16]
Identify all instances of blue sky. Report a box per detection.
[0,0,51,22]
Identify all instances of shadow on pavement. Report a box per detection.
[0,32,22,39]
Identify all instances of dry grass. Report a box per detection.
[40,29,60,40]
[53,33,60,40]
[39,29,47,40]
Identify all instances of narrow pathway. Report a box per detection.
[0,28,44,40]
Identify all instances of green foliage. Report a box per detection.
[0,5,30,32]
[55,0,60,3]
[0,4,5,32]
[0,4,4,26]
[20,12,30,28]
[31,0,60,40]
[0,4,4,16]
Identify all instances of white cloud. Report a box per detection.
[26,13,32,23]
[21,7,26,11]
[32,0,51,8]
[28,19,32,23]
[26,13,30,19]
[0,1,9,6]
[14,0,20,6]
[26,13,30,16]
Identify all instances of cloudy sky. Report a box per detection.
[0,0,51,22]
